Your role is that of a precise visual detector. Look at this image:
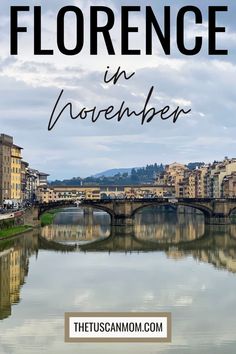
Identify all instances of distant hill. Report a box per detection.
[50,164,164,186]
[50,162,205,186]
[93,168,137,178]
[93,163,205,177]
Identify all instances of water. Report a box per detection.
[0,207,236,354]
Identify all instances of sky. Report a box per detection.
[0,0,236,179]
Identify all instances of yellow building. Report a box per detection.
[11,144,23,202]
[187,171,197,198]
[156,163,188,198]
[197,166,209,198]
[37,186,101,203]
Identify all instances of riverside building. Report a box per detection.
[0,133,49,206]
[155,158,236,199]
[0,134,12,203]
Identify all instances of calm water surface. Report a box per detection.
[0,207,236,354]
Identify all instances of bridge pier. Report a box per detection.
[111,225,135,236]
[83,207,93,216]
[205,214,231,225]
[111,215,134,227]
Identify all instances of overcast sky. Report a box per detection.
[0,0,236,179]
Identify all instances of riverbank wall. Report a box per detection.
[0,208,39,230]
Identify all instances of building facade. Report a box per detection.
[37,184,175,203]
[0,134,12,203]
[11,144,23,203]
[155,158,236,199]
[0,133,49,206]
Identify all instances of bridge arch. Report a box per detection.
[81,204,115,219]
[38,201,78,219]
[38,201,115,221]
[101,193,109,200]
[131,202,213,219]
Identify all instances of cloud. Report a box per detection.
[0,0,236,178]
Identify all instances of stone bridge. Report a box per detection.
[80,198,236,226]
[32,198,236,226]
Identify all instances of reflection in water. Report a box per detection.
[79,224,236,273]
[1,209,236,354]
[42,208,205,245]
[42,209,110,244]
[135,210,205,242]
[0,231,38,320]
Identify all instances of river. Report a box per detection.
[0,207,236,354]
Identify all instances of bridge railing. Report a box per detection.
[38,201,78,208]
[36,197,236,208]
[81,197,236,203]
